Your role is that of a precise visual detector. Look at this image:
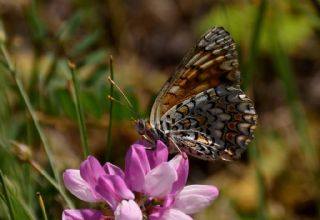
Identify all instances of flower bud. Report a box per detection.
[11,142,32,162]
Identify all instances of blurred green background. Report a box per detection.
[0,0,320,219]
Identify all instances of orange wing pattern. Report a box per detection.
[150,27,241,125]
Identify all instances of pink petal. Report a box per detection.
[172,185,219,214]
[80,156,105,190]
[145,140,168,168]
[143,162,177,198]
[114,200,143,220]
[125,144,151,192]
[63,170,101,202]
[103,162,125,178]
[62,209,104,220]
[169,154,189,194]
[148,210,162,220]
[159,208,192,220]
[95,175,134,210]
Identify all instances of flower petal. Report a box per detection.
[143,162,177,198]
[172,185,219,214]
[63,170,100,202]
[62,209,104,220]
[96,175,134,209]
[148,210,162,220]
[146,140,168,168]
[80,156,105,189]
[125,144,150,192]
[159,208,192,220]
[103,162,125,179]
[169,153,189,194]
[114,200,143,220]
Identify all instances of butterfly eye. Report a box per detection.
[136,119,146,135]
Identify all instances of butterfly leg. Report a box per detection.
[167,136,188,159]
[141,135,157,150]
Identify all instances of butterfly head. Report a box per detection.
[135,119,148,136]
[135,119,162,146]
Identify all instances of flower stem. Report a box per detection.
[68,61,90,158]
[30,160,74,208]
[105,56,114,161]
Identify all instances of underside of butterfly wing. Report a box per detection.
[159,85,257,160]
[150,27,240,125]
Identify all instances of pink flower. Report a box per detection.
[62,141,219,220]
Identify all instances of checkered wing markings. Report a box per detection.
[160,86,257,160]
[150,27,241,124]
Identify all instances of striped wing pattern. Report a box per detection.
[159,85,257,160]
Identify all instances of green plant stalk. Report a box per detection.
[25,111,35,209]
[245,1,268,219]
[243,0,267,89]
[30,160,74,208]
[69,62,90,158]
[105,56,114,161]
[0,44,61,186]
[0,170,15,220]
[36,192,48,220]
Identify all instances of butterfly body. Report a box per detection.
[136,27,257,161]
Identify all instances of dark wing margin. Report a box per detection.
[150,27,241,126]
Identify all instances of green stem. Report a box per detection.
[30,161,74,208]
[105,56,114,161]
[69,61,90,158]
[0,44,61,186]
[0,43,74,208]
[243,0,267,89]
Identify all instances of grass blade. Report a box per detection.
[0,170,15,220]
[29,159,74,208]
[0,44,61,186]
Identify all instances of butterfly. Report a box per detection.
[136,27,257,161]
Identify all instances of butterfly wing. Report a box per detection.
[150,27,241,126]
[159,86,257,160]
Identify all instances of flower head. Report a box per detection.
[62,141,219,220]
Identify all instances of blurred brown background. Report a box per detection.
[0,0,320,219]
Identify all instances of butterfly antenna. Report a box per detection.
[107,76,134,110]
[107,95,126,106]
[107,95,136,116]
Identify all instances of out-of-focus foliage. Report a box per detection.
[0,0,320,219]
